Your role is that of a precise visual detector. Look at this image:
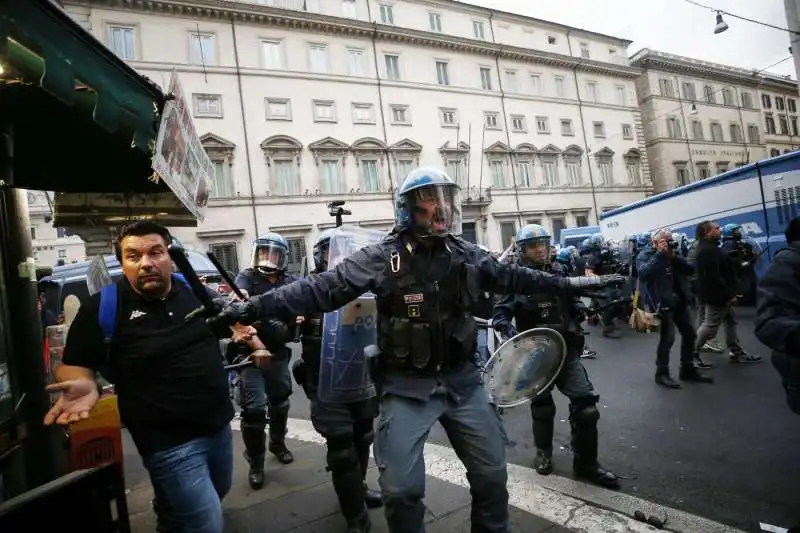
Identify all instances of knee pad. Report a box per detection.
[531,396,556,422]
[240,408,267,427]
[571,404,599,427]
[326,437,359,474]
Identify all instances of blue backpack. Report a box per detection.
[98,273,190,345]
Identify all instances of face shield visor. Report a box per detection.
[407,185,462,237]
[520,238,551,266]
[251,241,288,273]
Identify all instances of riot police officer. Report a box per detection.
[721,223,758,303]
[585,234,623,338]
[292,228,382,533]
[211,168,624,533]
[492,225,619,489]
[233,232,296,489]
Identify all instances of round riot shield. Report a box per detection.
[483,328,567,408]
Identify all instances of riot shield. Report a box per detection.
[317,225,387,404]
[483,328,567,408]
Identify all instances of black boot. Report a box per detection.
[240,424,267,489]
[268,410,294,464]
[655,372,681,389]
[679,365,713,383]
[355,431,383,509]
[533,449,553,475]
[570,406,620,490]
[331,461,372,533]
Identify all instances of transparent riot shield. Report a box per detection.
[317,225,388,404]
[483,328,567,408]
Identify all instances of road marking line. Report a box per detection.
[759,523,789,533]
[231,418,748,533]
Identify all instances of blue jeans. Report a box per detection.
[375,386,509,533]
[142,426,233,533]
[476,328,491,365]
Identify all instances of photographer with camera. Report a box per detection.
[637,229,713,388]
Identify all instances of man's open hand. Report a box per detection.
[43,379,99,425]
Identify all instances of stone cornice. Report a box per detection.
[74,0,641,79]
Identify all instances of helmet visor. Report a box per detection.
[408,185,462,236]
[252,242,288,271]
[521,239,551,265]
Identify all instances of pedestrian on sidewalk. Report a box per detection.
[291,229,382,533]
[686,236,725,358]
[44,221,239,533]
[693,220,761,364]
[636,229,713,388]
[210,168,625,533]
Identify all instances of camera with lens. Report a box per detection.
[668,240,679,250]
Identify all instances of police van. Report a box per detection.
[598,150,800,281]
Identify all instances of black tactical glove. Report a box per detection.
[206,299,258,329]
[498,326,518,343]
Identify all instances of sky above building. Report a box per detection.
[467,0,795,78]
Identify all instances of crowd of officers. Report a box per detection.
[42,163,781,533]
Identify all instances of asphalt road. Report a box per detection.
[286,306,800,533]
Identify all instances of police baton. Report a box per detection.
[169,245,219,320]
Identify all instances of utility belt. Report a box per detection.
[381,314,476,375]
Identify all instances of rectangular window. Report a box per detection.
[30,226,37,240]
[765,114,776,134]
[261,40,284,69]
[530,74,541,95]
[566,161,580,186]
[560,119,573,136]
[780,115,789,135]
[500,222,517,249]
[347,48,365,76]
[351,102,375,124]
[435,61,450,85]
[379,4,394,24]
[56,227,67,239]
[321,160,344,193]
[667,117,682,139]
[208,243,239,275]
[626,161,641,185]
[209,160,232,198]
[266,98,292,120]
[429,12,442,32]
[593,121,606,138]
[792,117,798,136]
[342,0,356,17]
[789,99,797,113]
[510,115,526,132]
[480,67,493,90]
[585,82,597,102]
[109,26,136,60]
[622,123,633,139]
[697,164,711,180]
[681,81,696,101]
[716,163,729,175]
[489,161,506,188]
[722,88,734,106]
[554,76,565,97]
[704,85,716,104]
[675,165,689,186]
[308,43,329,73]
[747,124,759,143]
[446,159,465,186]
[361,160,380,192]
[536,116,550,133]
[385,54,400,80]
[598,160,612,185]
[390,104,410,125]
[272,159,298,195]
[659,78,674,98]
[575,214,589,227]
[193,94,223,118]
[504,70,518,92]
[547,35,557,45]
[741,92,754,109]
[439,107,458,126]
[579,42,590,59]
[777,97,786,111]
[691,120,703,140]
[542,160,558,186]
[517,161,532,187]
[313,100,336,122]
[189,33,215,65]
[615,85,626,106]
[762,94,772,109]
[473,20,486,40]
[710,122,723,141]
[396,159,414,182]
[484,112,500,130]
[551,218,566,242]
[729,123,743,143]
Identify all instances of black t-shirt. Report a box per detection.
[63,278,233,456]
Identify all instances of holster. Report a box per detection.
[365,344,384,397]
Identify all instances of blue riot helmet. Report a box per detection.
[722,223,742,240]
[395,167,462,238]
[636,233,651,248]
[586,233,604,252]
[556,248,573,266]
[251,231,289,274]
[515,224,551,266]
[313,228,337,271]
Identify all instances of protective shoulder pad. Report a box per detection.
[98,283,119,342]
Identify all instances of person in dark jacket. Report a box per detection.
[755,216,800,415]
[637,229,713,388]
[693,221,760,363]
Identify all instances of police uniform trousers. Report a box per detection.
[375,383,509,533]
[239,355,293,465]
[530,333,602,468]
[308,390,379,523]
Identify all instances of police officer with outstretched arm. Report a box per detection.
[212,168,624,533]
[231,233,297,489]
[292,229,382,533]
[493,225,619,489]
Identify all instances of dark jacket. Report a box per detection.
[636,246,693,312]
[755,244,800,414]
[694,239,739,306]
